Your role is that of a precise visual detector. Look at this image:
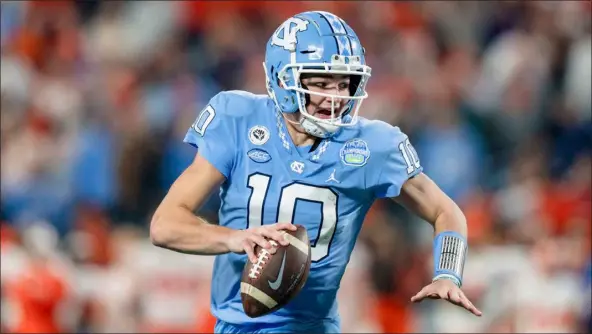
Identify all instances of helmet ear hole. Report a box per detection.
[349,75,362,97]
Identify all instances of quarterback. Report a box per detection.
[151,10,482,333]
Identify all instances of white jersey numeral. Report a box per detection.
[247,174,338,262]
[247,173,271,228]
[192,105,215,136]
[398,138,421,174]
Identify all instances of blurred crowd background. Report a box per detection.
[1,1,590,333]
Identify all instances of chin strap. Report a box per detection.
[300,116,338,138]
[281,111,338,139]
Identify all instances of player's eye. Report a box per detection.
[338,82,349,90]
[312,82,327,88]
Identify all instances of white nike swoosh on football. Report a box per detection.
[268,251,287,290]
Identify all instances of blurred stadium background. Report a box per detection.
[0,1,590,333]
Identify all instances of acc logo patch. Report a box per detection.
[247,149,272,163]
[340,139,370,167]
[249,125,269,145]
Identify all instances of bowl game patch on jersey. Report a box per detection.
[340,139,370,167]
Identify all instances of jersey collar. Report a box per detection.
[273,110,331,162]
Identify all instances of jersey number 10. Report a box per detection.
[398,138,420,174]
[247,173,338,262]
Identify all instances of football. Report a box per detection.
[240,225,311,318]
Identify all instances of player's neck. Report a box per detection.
[283,116,317,147]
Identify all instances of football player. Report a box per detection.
[151,11,482,333]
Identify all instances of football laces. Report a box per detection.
[248,240,278,279]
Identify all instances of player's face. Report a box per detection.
[300,74,351,119]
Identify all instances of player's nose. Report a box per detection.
[320,99,341,111]
[322,91,345,105]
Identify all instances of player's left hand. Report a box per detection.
[410,279,482,316]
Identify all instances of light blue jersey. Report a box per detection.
[183,91,422,332]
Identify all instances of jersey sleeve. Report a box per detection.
[183,92,236,179]
[373,129,423,198]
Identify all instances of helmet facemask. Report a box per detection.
[272,55,372,138]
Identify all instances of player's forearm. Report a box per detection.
[396,173,468,237]
[150,206,232,255]
[432,199,467,237]
[396,173,469,286]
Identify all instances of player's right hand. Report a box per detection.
[226,223,297,263]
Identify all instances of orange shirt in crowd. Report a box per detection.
[4,262,68,333]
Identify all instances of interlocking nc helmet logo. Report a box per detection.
[290,161,304,174]
[271,17,309,51]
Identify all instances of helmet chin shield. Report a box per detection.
[279,55,372,138]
